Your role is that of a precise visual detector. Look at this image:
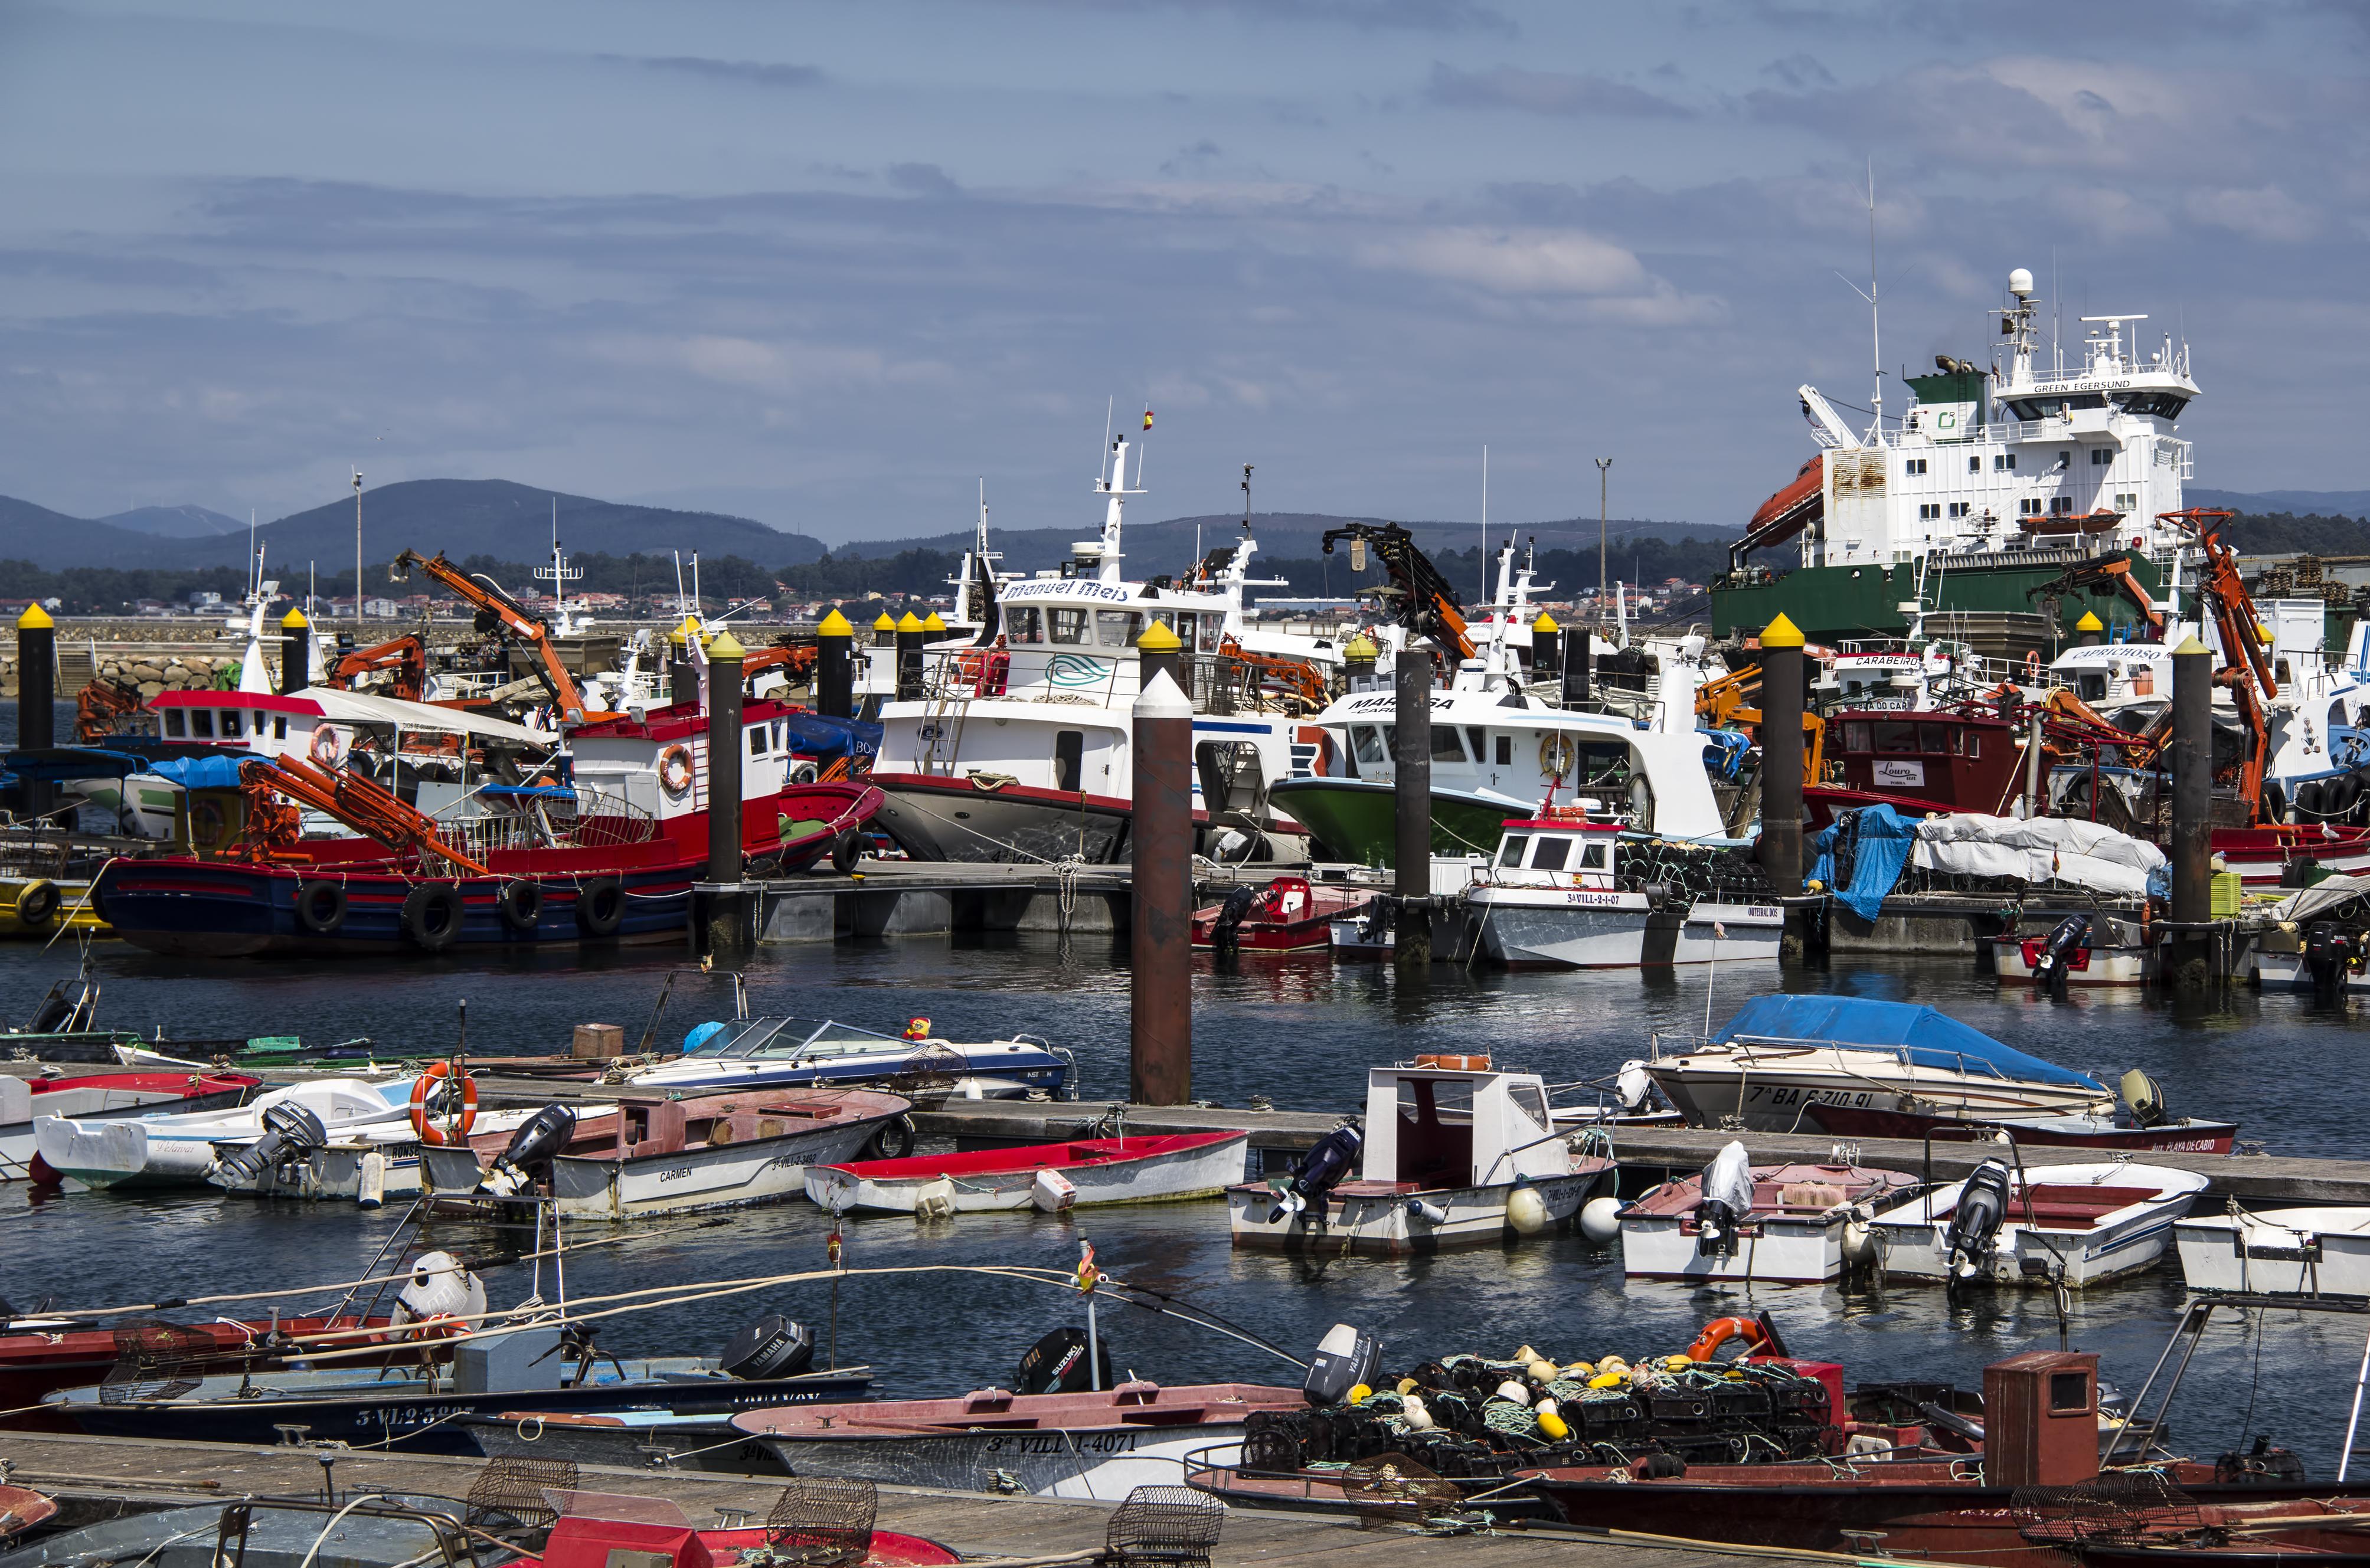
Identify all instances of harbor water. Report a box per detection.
[5,928,2366,1470]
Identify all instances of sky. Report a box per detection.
[1,0,2364,548]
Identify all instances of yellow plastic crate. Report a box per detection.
[2210,870,2243,919]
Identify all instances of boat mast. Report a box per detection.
[1835,160,1886,445]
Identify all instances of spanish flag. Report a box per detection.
[1142,408,1154,431]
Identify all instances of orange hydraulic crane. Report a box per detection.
[326,634,427,702]
[2176,508,2278,820]
[75,677,145,744]
[1320,522,1476,661]
[1693,663,1826,787]
[1218,638,1329,711]
[236,755,491,876]
[388,550,606,724]
[2027,555,2167,637]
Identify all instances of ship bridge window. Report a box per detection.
[2005,394,2107,420]
[1050,608,1090,645]
[1580,841,1610,870]
[1872,721,1921,754]
[1007,607,1043,644]
[221,711,244,738]
[1531,836,1571,872]
[1352,725,1389,766]
[164,709,186,738]
[2113,392,2188,419]
[1841,721,1871,752]
[1431,728,1465,762]
[1498,834,1529,866]
[189,709,215,738]
[2078,674,2108,703]
[749,725,768,757]
[1096,610,1140,647]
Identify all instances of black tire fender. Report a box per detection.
[574,876,625,938]
[295,879,349,936]
[400,882,465,953]
[15,879,60,930]
[497,879,544,933]
[865,1113,917,1161]
[831,828,866,875]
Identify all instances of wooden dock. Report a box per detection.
[0,1430,1841,1568]
[743,859,1360,941]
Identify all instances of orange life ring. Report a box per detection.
[1685,1315,1770,1363]
[2023,650,2041,684]
[309,724,345,768]
[408,1061,479,1146]
[658,744,695,798]
[1414,1053,1492,1071]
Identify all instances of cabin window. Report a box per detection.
[1905,457,1926,475]
[2114,492,2137,511]
[164,710,186,737]
[1580,842,1610,870]
[1995,454,2017,472]
[2019,498,2044,516]
[221,711,244,738]
[750,726,768,757]
[1097,610,1139,647]
[1050,608,1090,645]
[1197,615,1220,654]
[2049,1371,2093,1415]
[1531,837,1571,872]
[1498,834,1529,866]
[1965,733,1980,758]
[1054,730,1084,792]
[1872,721,1917,754]
[2078,673,2108,702]
[1510,1082,1552,1133]
[1919,723,1947,752]
[1918,504,1940,521]
[1466,726,1488,762]
[2091,449,2111,466]
[1842,721,1872,752]
[1494,734,1512,765]
[190,710,215,738]
[1949,502,1972,518]
[273,716,287,739]
[1431,728,1465,762]
[1968,455,1982,473]
[1352,726,1388,766]
[1007,607,1043,644]
[2050,497,2075,515]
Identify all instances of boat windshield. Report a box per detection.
[698,1016,901,1060]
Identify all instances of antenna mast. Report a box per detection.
[1834,161,1885,442]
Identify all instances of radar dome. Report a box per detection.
[2008,267,2035,299]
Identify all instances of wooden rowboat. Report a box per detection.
[805,1131,1248,1215]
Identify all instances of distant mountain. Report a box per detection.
[102,505,246,539]
[832,510,1735,575]
[2193,488,2370,521]
[0,496,159,568]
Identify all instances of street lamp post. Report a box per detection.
[1595,457,1612,628]
[352,470,365,626]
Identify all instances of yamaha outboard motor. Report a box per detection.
[2031,914,2090,991]
[720,1314,815,1380]
[1694,1140,1755,1260]
[479,1103,578,1196]
[1209,884,1263,954]
[1944,1158,2015,1284]
[1303,1323,1380,1407]
[210,1102,329,1188]
[1267,1117,1362,1224]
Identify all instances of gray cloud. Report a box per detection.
[1759,53,1834,90]
[965,0,1514,31]
[887,163,962,197]
[623,55,827,90]
[1427,62,1692,119]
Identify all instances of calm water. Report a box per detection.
[5,927,2369,1469]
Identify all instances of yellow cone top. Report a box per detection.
[896,611,925,633]
[2257,623,2273,644]
[817,609,854,637]
[670,615,701,644]
[2075,610,2104,631]
[708,628,746,660]
[1533,611,1560,633]
[1136,620,1182,652]
[1344,631,1378,660]
[2174,635,2211,656]
[921,611,947,633]
[280,607,310,628]
[873,611,897,632]
[1760,613,1806,649]
[15,604,53,631]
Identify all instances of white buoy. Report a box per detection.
[1578,1196,1622,1246]
[914,1176,957,1221]
[1032,1168,1078,1214]
[357,1150,385,1210]
[1495,1380,1532,1406]
[1401,1394,1435,1432]
[1506,1186,1549,1235]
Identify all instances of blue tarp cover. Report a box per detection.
[1810,804,1917,922]
[780,713,882,764]
[1717,994,2104,1090]
[146,754,247,788]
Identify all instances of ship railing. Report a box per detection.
[430,785,660,857]
[913,647,1325,717]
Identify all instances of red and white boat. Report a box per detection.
[0,1310,395,1426]
[1191,876,1372,953]
[2,1068,259,1182]
[805,1131,1248,1215]
[1806,1099,2237,1153]
[1617,1143,1926,1285]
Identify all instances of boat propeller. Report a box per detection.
[2030,914,2090,990]
[1267,1117,1362,1224]
[479,1103,578,1196]
[209,1102,329,1187]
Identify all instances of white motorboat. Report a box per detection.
[623,1016,1070,1100]
[1465,815,1781,969]
[1645,996,2116,1133]
[1228,1055,1617,1255]
[1618,1141,1926,1285]
[2175,1204,2370,1298]
[1868,1157,2209,1288]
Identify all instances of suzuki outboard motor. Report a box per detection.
[210,1102,328,1188]
[1014,1325,1113,1395]
[1303,1323,1380,1407]
[1694,1139,1754,1259]
[1267,1117,1362,1224]
[2031,914,2090,990]
[1944,1159,2015,1282]
[479,1103,578,1196]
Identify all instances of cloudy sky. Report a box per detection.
[2,0,2363,545]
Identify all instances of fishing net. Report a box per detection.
[2013,1470,2203,1546]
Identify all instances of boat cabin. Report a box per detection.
[1359,1057,1565,1191]
[1485,817,1622,889]
[1820,709,2021,817]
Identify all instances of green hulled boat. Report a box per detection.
[1268,777,1523,866]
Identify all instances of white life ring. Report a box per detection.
[309,725,344,769]
[658,744,695,798]
[1539,732,1578,781]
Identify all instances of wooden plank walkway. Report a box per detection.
[0,1430,1838,1568]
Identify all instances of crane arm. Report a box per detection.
[2026,557,2165,636]
[237,755,492,876]
[389,549,606,724]
[1319,522,1475,660]
[327,634,427,702]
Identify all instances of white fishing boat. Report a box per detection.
[1228,1056,1617,1255]
[1618,1141,1927,1285]
[2175,1204,2370,1298]
[1645,996,2116,1133]
[1869,1157,2208,1288]
[623,1016,1070,1100]
[806,1131,1247,1216]
[1464,814,1781,969]
[530,1088,905,1219]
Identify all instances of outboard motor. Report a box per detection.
[1614,1059,1654,1114]
[1209,884,1263,954]
[1303,1323,1380,1407]
[720,1314,815,1380]
[2030,915,2090,990]
[209,1102,329,1188]
[1943,1158,2015,1283]
[390,1250,488,1333]
[479,1103,578,1196]
[1693,1140,1755,1260]
[2305,922,2361,994]
[2119,1069,2168,1130]
[1014,1325,1113,1396]
[1267,1117,1362,1224]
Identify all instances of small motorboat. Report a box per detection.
[1994,911,2158,987]
[1618,1142,1926,1284]
[728,1382,1307,1500]
[806,1131,1248,1216]
[0,1308,394,1420]
[2175,1204,2370,1297]
[522,1486,960,1568]
[1646,995,2116,1132]
[2,1066,260,1181]
[1807,1089,2237,1154]
[1869,1157,2210,1288]
[1462,815,1783,970]
[1192,876,1372,954]
[623,1015,1070,1101]
[0,1486,53,1544]
[1227,1056,1619,1255]
[426,1088,911,1219]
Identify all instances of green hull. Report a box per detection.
[1269,778,1518,866]
[1712,553,2170,646]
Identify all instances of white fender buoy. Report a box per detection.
[914,1176,957,1221]
[1579,1196,1622,1246]
[357,1150,386,1210]
[1506,1186,1550,1236]
[1032,1168,1078,1214]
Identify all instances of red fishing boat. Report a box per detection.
[1807,708,2026,830]
[1191,876,1372,953]
[0,1311,394,1428]
[525,1488,959,1568]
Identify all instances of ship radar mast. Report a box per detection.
[535,499,589,638]
[1994,267,2039,389]
[1083,433,1143,584]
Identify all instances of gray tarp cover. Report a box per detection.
[1910,812,2166,897]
